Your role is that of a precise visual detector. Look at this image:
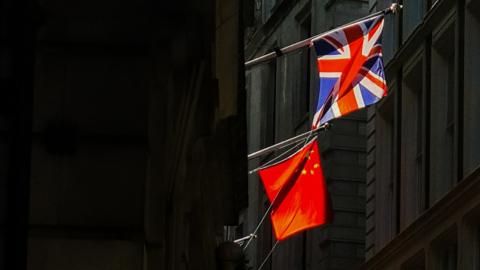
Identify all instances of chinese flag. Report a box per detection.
[258,138,330,240]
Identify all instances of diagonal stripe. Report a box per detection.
[353,85,365,108]
[364,69,385,83]
[362,18,384,56]
[320,109,335,125]
[337,91,359,115]
[359,84,380,105]
[331,102,341,118]
[360,76,385,98]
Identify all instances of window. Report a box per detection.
[260,59,277,148]
[375,89,396,247]
[430,226,458,270]
[466,0,480,21]
[402,0,425,41]
[401,50,425,229]
[430,15,456,203]
[294,16,311,133]
[477,227,480,269]
[463,207,480,269]
[262,0,278,22]
[401,250,426,270]
[440,245,458,270]
[223,225,239,241]
[464,6,480,175]
[381,0,399,63]
[246,70,262,153]
[383,9,398,63]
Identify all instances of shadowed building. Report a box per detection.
[0,0,247,269]
[364,0,480,269]
[243,0,370,269]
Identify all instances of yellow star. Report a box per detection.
[302,169,307,175]
[310,170,314,175]
[314,164,319,168]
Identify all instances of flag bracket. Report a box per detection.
[273,47,283,57]
[233,233,257,245]
[390,3,403,14]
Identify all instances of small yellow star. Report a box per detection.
[310,170,314,175]
[302,169,307,175]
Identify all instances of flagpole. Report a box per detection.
[244,3,402,68]
[247,123,329,160]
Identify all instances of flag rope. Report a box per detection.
[244,3,402,68]
[248,138,308,174]
[241,162,295,250]
[248,123,329,160]
[257,240,280,270]
[241,192,276,250]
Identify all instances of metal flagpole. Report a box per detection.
[245,3,402,68]
[248,123,329,160]
[249,138,308,174]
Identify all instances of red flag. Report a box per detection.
[258,138,330,240]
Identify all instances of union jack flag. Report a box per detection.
[311,15,387,129]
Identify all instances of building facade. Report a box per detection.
[364,0,480,269]
[243,0,371,269]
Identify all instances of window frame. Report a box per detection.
[400,46,428,229]
[429,10,458,204]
